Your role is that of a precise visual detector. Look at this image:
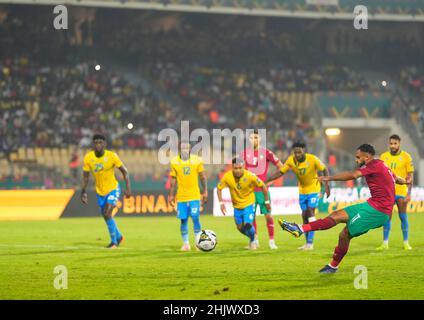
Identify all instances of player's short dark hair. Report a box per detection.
[93,134,106,142]
[249,128,259,135]
[292,142,306,149]
[357,144,376,156]
[389,134,401,141]
[232,156,244,165]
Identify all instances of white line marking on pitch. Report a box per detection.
[0,244,132,250]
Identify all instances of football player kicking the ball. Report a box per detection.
[279,144,410,273]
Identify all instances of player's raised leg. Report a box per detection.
[279,207,345,238]
[280,207,349,272]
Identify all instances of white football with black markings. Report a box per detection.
[196,230,217,252]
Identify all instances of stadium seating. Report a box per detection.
[1,5,423,189]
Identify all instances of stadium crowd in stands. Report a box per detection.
[398,66,424,135]
[0,57,177,151]
[1,5,424,187]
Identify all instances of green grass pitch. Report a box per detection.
[0,213,423,300]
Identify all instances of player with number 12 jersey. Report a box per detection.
[169,141,208,251]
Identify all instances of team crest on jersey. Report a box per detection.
[104,157,108,162]
[94,163,104,172]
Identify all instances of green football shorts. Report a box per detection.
[344,202,390,238]
[253,191,271,215]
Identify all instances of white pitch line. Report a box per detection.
[0,244,133,250]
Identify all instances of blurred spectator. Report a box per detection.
[69,146,80,186]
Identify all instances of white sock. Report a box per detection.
[383,240,389,245]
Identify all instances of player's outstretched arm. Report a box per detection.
[118,165,132,198]
[266,170,284,185]
[318,167,331,197]
[267,160,288,186]
[199,171,208,204]
[319,170,362,182]
[169,176,177,208]
[81,171,90,204]
[216,188,226,216]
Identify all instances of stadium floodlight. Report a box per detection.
[325,128,341,136]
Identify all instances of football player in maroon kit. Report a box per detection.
[280,144,411,273]
[241,129,284,249]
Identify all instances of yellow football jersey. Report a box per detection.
[170,155,204,202]
[217,169,264,209]
[380,150,414,196]
[83,150,123,196]
[280,153,326,195]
